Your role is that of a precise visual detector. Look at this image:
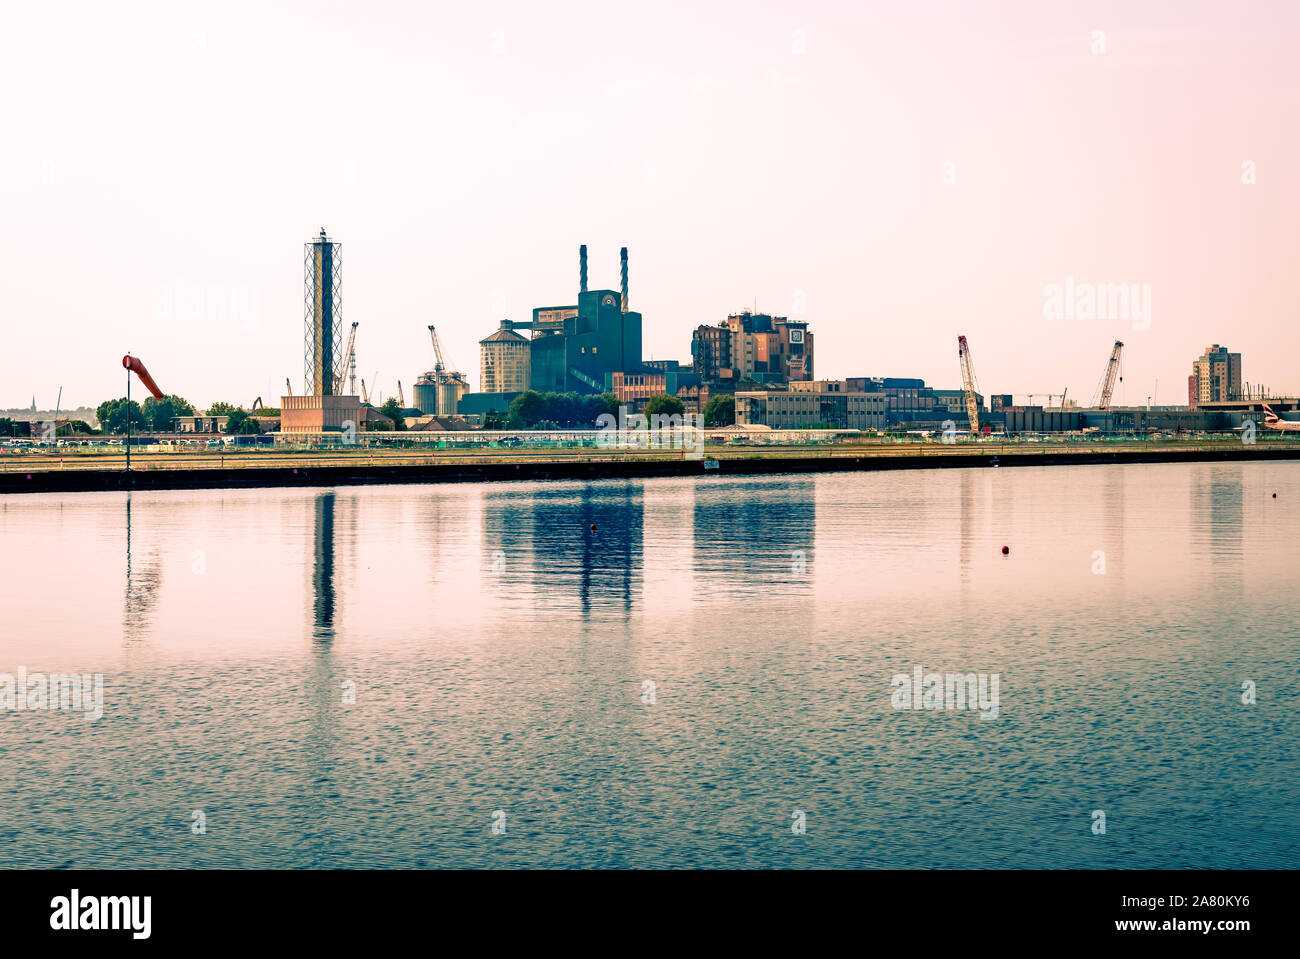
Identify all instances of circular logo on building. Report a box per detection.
[602,294,616,307]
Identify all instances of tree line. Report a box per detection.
[87,396,273,435]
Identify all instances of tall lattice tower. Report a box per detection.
[304,228,343,395]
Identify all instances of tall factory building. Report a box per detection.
[1188,344,1242,407]
[480,324,531,394]
[529,246,645,393]
[304,228,343,395]
[282,228,363,435]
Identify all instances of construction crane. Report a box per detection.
[285,378,293,397]
[334,321,359,394]
[359,378,370,405]
[957,335,981,434]
[428,325,447,376]
[397,380,405,408]
[1091,340,1124,409]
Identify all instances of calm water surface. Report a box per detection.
[1,462,1297,868]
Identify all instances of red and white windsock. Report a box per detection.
[122,354,165,400]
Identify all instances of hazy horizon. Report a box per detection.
[4,0,1297,411]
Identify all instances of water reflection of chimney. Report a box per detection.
[313,492,336,645]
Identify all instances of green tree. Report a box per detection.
[238,416,261,435]
[206,401,237,416]
[506,391,546,428]
[644,394,686,420]
[141,394,196,431]
[95,398,144,434]
[222,408,250,434]
[379,397,407,430]
[507,391,625,429]
[703,394,735,427]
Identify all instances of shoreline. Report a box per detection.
[2,443,1297,494]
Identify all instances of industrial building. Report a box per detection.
[282,228,364,434]
[1188,344,1242,406]
[280,394,363,433]
[692,312,813,385]
[175,415,228,433]
[736,383,886,430]
[528,247,644,393]
[462,245,701,418]
[479,324,531,394]
[303,228,342,396]
[842,377,984,427]
[412,326,469,416]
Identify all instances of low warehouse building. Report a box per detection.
[736,387,885,430]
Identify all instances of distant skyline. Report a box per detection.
[3,0,1298,410]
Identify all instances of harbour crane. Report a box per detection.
[397,380,405,408]
[1091,340,1124,409]
[428,325,447,377]
[334,321,359,394]
[428,324,470,396]
[957,335,981,434]
[359,378,370,405]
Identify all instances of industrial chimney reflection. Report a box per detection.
[482,482,645,616]
[312,491,337,645]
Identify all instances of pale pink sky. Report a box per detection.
[2,0,1297,410]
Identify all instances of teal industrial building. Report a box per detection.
[460,246,700,418]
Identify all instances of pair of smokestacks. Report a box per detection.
[579,244,628,313]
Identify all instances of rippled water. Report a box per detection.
[1,462,1297,868]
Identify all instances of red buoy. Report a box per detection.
[590,523,597,532]
[1001,546,1009,555]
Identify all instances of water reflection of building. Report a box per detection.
[482,482,645,616]
[691,478,816,592]
[1192,466,1243,584]
[312,491,336,644]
